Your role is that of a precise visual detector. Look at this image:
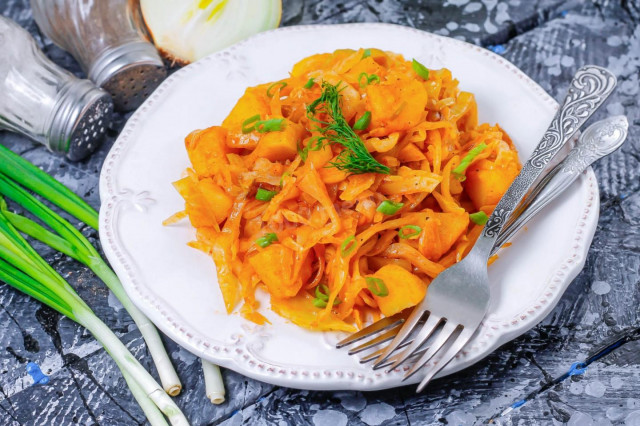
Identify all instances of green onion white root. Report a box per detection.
[202,358,225,404]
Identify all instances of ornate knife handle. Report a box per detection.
[477,65,617,251]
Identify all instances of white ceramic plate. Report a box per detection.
[99,23,598,391]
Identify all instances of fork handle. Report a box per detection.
[475,66,616,254]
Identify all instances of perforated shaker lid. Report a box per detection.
[89,41,166,112]
[48,80,113,161]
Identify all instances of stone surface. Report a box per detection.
[0,0,639,425]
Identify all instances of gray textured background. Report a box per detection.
[1,0,639,425]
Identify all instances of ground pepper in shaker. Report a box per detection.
[0,16,113,161]
[31,0,167,112]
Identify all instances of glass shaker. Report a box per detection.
[0,16,113,161]
[31,0,167,111]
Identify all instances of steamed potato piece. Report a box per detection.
[371,264,427,317]
[253,120,304,161]
[222,89,270,129]
[366,75,428,136]
[185,126,228,178]
[249,244,300,298]
[420,211,470,260]
[198,178,233,224]
[173,176,232,227]
[464,158,520,209]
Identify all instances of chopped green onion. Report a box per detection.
[340,235,357,257]
[304,78,315,89]
[308,137,324,152]
[412,59,430,80]
[297,137,324,162]
[255,118,285,133]
[453,143,488,180]
[358,72,380,88]
[266,81,287,97]
[297,142,309,161]
[470,211,489,226]
[255,188,277,201]
[312,284,341,308]
[243,116,285,134]
[398,225,422,239]
[256,232,278,248]
[362,48,371,59]
[312,298,327,308]
[315,284,330,301]
[366,277,389,297]
[376,200,404,215]
[353,111,372,131]
[279,171,292,187]
[358,73,368,87]
[242,114,261,133]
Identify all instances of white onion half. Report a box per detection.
[141,0,282,64]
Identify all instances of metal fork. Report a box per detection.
[337,66,617,392]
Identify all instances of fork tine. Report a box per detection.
[360,347,386,364]
[377,346,428,370]
[373,307,425,368]
[415,328,475,392]
[402,321,461,380]
[359,338,413,364]
[386,314,443,371]
[336,313,404,349]
[348,324,403,355]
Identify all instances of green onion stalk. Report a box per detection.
[0,209,187,425]
[120,367,170,426]
[201,359,225,405]
[0,144,98,229]
[0,174,182,396]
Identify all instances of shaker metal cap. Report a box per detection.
[48,79,113,161]
[89,41,166,112]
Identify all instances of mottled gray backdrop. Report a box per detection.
[0,0,639,425]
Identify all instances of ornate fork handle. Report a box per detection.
[475,66,616,252]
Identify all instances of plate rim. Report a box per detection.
[99,22,599,391]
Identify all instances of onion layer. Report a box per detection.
[141,0,282,64]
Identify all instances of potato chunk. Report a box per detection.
[249,244,300,298]
[173,177,232,227]
[464,158,519,209]
[366,75,428,136]
[222,89,270,129]
[370,264,427,317]
[185,126,228,178]
[420,211,470,260]
[253,120,303,161]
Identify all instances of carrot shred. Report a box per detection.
[163,210,187,225]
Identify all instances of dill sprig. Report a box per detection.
[306,82,390,175]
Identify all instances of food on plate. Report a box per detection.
[167,48,521,331]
